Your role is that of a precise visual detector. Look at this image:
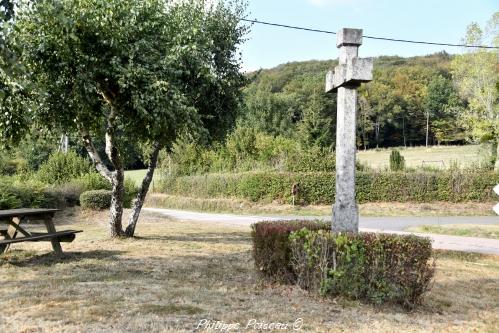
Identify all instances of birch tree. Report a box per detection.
[7,0,247,237]
[452,13,499,167]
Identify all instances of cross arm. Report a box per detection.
[325,58,373,93]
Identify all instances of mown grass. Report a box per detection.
[124,169,162,191]
[1,208,498,332]
[407,224,499,239]
[357,144,487,170]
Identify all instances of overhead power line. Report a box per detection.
[240,18,499,49]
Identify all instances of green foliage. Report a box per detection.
[36,151,93,185]
[167,139,209,177]
[48,172,111,206]
[5,0,247,232]
[250,220,330,283]
[0,155,28,176]
[10,0,247,147]
[451,13,498,150]
[73,173,112,192]
[285,146,335,172]
[161,170,499,204]
[242,52,464,148]
[123,178,138,208]
[50,173,137,208]
[0,177,58,209]
[289,229,435,308]
[164,127,337,176]
[424,75,464,144]
[80,190,112,210]
[13,133,59,171]
[389,149,405,171]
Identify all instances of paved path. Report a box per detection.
[144,208,499,255]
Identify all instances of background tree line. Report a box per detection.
[242,52,465,150]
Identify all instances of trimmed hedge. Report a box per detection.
[251,220,330,282]
[160,170,499,204]
[80,190,112,210]
[48,173,138,208]
[251,220,435,308]
[290,229,435,308]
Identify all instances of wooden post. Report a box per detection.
[43,214,63,255]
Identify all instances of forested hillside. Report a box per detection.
[241,52,463,149]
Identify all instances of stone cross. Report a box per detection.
[325,28,373,233]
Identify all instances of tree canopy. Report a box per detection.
[5,0,248,237]
[241,53,461,149]
[451,12,499,166]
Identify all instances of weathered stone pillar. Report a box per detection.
[325,28,373,233]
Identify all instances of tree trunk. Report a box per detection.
[402,116,406,148]
[490,140,498,170]
[109,170,125,237]
[125,141,162,237]
[426,111,430,148]
[375,122,380,149]
[102,94,125,238]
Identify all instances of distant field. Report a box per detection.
[357,145,487,170]
[125,145,489,187]
[125,169,162,190]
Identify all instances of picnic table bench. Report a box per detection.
[0,208,82,255]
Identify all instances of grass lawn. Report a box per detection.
[357,144,487,170]
[407,224,499,240]
[146,194,496,217]
[1,208,498,332]
[125,169,161,190]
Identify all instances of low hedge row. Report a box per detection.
[80,190,112,210]
[251,220,330,282]
[48,173,138,208]
[251,220,435,308]
[161,170,499,204]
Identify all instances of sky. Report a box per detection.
[240,0,497,71]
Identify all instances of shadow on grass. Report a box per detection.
[133,231,252,244]
[0,249,124,267]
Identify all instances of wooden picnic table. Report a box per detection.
[0,208,82,255]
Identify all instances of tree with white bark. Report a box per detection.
[4,0,247,237]
[451,13,499,168]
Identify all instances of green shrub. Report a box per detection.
[285,146,335,172]
[161,170,499,204]
[58,174,137,208]
[389,149,405,171]
[289,228,435,308]
[251,220,330,282]
[0,190,22,209]
[73,172,112,191]
[124,178,138,208]
[0,177,59,209]
[37,151,93,184]
[80,190,112,210]
[46,173,110,207]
